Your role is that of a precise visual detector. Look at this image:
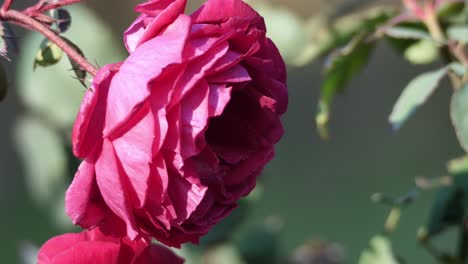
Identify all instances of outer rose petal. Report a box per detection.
[72,64,118,158]
[65,159,105,228]
[38,227,183,264]
[191,0,265,31]
[124,0,187,52]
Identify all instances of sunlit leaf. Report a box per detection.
[447,25,468,45]
[451,84,468,153]
[448,155,468,177]
[14,116,67,205]
[204,244,245,264]
[19,242,38,264]
[404,39,439,65]
[384,26,432,40]
[17,5,125,129]
[389,67,448,130]
[358,235,399,264]
[34,39,63,69]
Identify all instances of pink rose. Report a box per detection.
[37,227,183,264]
[66,0,287,247]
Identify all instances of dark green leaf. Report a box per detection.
[34,39,63,68]
[61,37,87,87]
[451,84,468,153]
[437,2,466,23]
[54,9,72,34]
[389,67,448,130]
[316,35,374,138]
[237,227,280,264]
[425,186,464,237]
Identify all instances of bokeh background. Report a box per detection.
[0,0,463,263]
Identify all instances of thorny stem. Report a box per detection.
[22,0,83,16]
[1,0,13,12]
[0,9,98,76]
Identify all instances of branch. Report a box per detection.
[1,0,13,12]
[23,0,84,16]
[0,9,98,76]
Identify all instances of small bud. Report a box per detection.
[34,39,63,69]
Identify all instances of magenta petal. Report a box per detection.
[95,139,139,239]
[104,15,191,137]
[50,242,120,264]
[65,159,105,228]
[38,232,87,263]
[206,64,251,83]
[72,64,118,158]
[191,0,264,31]
[112,104,154,208]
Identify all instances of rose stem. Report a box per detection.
[0,9,98,76]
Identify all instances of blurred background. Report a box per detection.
[0,0,464,263]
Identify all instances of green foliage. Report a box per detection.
[17,5,125,129]
[389,67,449,130]
[451,84,468,153]
[404,39,440,64]
[447,25,468,45]
[423,187,464,238]
[61,37,87,87]
[358,235,399,264]
[34,39,64,69]
[236,227,279,264]
[315,10,394,138]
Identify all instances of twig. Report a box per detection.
[0,9,97,76]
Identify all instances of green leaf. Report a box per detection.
[448,25,468,45]
[384,26,432,41]
[424,186,464,237]
[204,244,246,264]
[358,235,399,264]
[34,39,64,69]
[61,36,87,87]
[237,227,280,264]
[389,67,448,130]
[451,84,468,153]
[14,116,67,205]
[17,5,125,129]
[448,155,468,177]
[317,35,374,139]
[404,39,439,65]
